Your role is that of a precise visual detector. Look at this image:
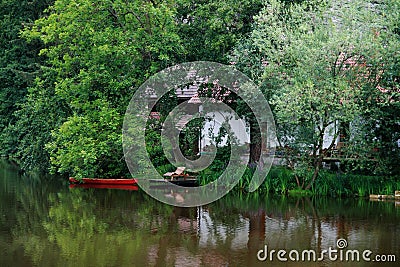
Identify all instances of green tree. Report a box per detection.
[11,68,70,172]
[231,0,399,189]
[176,0,263,63]
[0,0,53,157]
[4,0,268,175]
[21,0,184,177]
[352,0,400,176]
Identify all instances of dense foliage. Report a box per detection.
[231,0,400,188]
[0,0,398,190]
[0,0,54,160]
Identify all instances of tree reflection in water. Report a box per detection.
[1,161,399,266]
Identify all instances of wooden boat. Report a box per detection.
[161,167,198,186]
[69,177,138,185]
[69,183,139,191]
[149,178,198,188]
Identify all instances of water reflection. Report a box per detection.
[1,160,399,266]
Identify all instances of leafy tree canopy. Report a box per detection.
[20,0,184,176]
[231,0,399,187]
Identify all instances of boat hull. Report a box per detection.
[69,184,139,191]
[148,178,198,188]
[69,177,138,185]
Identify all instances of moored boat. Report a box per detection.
[69,183,139,191]
[69,177,138,185]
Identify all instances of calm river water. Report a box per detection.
[0,160,399,267]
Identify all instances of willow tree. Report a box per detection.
[231,0,399,189]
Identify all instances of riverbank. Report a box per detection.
[3,157,399,199]
[196,165,400,198]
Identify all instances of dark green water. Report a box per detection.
[1,160,399,267]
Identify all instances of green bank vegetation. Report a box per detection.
[0,0,399,194]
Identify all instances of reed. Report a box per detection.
[193,162,399,197]
[263,173,273,194]
[312,171,331,196]
[277,171,289,194]
[383,183,393,195]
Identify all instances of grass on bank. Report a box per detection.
[156,163,399,197]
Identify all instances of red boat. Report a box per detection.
[69,183,139,191]
[69,177,138,185]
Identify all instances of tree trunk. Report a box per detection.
[249,118,261,165]
[305,155,323,190]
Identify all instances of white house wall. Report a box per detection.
[200,111,250,149]
[323,123,340,149]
